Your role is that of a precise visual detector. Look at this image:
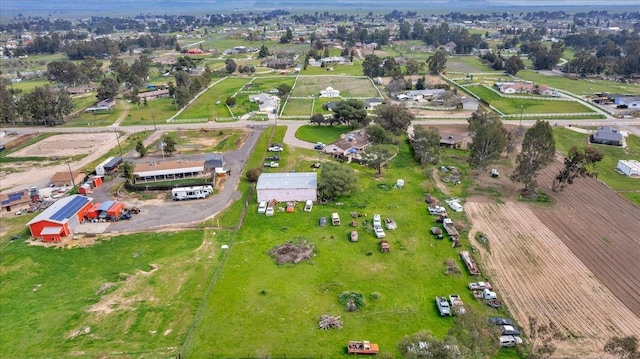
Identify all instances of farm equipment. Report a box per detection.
[347,341,379,355]
[200,127,209,132]
[436,296,452,316]
[129,207,140,214]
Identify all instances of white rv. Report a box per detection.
[172,185,213,200]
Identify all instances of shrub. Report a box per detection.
[338,291,366,311]
[246,168,262,183]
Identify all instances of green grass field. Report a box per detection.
[553,127,640,207]
[120,97,178,126]
[161,129,247,154]
[517,70,640,96]
[0,230,226,358]
[301,61,365,76]
[282,98,314,117]
[185,141,509,358]
[295,125,351,144]
[176,77,251,120]
[292,75,379,98]
[464,85,597,115]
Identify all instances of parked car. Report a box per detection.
[373,214,381,228]
[468,282,492,291]
[304,200,313,212]
[314,142,325,150]
[499,335,523,347]
[268,145,283,152]
[265,207,274,217]
[489,317,514,326]
[119,212,132,220]
[264,162,279,168]
[266,156,280,161]
[14,210,23,215]
[500,325,521,336]
[258,201,267,214]
[374,226,386,238]
[319,217,327,226]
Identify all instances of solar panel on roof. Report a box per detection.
[50,196,90,222]
[9,193,23,201]
[1,200,10,205]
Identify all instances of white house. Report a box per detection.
[617,160,640,176]
[256,172,318,203]
[320,86,340,98]
[249,93,280,113]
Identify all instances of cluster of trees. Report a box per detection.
[362,50,447,78]
[397,22,485,55]
[171,65,212,109]
[108,55,152,88]
[520,41,565,70]
[0,79,73,126]
[480,52,525,75]
[331,25,390,47]
[564,39,640,78]
[47,56,104,85]
[64,37,120,60]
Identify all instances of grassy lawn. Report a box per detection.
[301,61,365,76]
[177,77,251,121]
[517,70,640,96]
[7,79,51,93]
[185,140,509,358]
[447,56,502,73]
[296,125,351,144]
[120,97,178,126]
[0,230,227,358]
[65,98,123,127]
[242,76,296,93]
[553,127,640,207]
[465,85,596,115]
[292,75,379,98]
[160,129,248,154]
[282,98,314,117]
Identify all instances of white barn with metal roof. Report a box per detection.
[256,172,317,203]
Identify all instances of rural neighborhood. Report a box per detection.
[1,2,640,358]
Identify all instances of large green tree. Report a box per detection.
[447,306,501,359]
[362,54,384,78]
[553,146,604,192]
[504,55,525,75]
[161,135,177,156]
[366,124,393,145]
[361,144,397,174]
[135,140,148,158]
[97,77,120,101]
[375,104,414,136]
[332,99,368,129]
[258,44,270,58]
[467,110,507,169]
[0,79,18,125]
[511,120,556,193]
[411,126,441,165]
[318,162,358,200]
[17,86,73,126]
[427,49,448,74]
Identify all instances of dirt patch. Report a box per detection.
[9,133,115,158]
[466,201,640,358]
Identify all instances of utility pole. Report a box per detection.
[152,113,157,130]
[67,162,76,187]
[115,129,123,156]
[520,104,524,126]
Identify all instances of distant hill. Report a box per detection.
[2,0,639,21]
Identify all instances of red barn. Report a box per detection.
[26,195,93,242]
[107,202,125,218]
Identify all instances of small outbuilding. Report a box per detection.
[27,195,93,242]
[96,156,123,176]
[256,172,317,203]
[320,87,340,98]
[617,160,640,177]
[50,171,86,187]
[1,189,31,212]
[591,126,623,146]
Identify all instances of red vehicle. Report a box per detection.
[348,341,379,355]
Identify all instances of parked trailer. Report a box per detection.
[443,218,459,238]
[460,250,481,276]
[172,185,213,200]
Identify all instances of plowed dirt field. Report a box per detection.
[466,201,640,357]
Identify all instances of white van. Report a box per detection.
[373,214,381,227]
[304,200,313,212]
[448,201,464,212]
[258,201,267,214]
[499,335,523,347]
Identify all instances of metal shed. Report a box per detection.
[256,172,317,203]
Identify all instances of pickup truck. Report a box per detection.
[468,282,492,291]
[449,294,466,315]
[436,296,452,316]
[347,341,379,355]
[385,218,397,230]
